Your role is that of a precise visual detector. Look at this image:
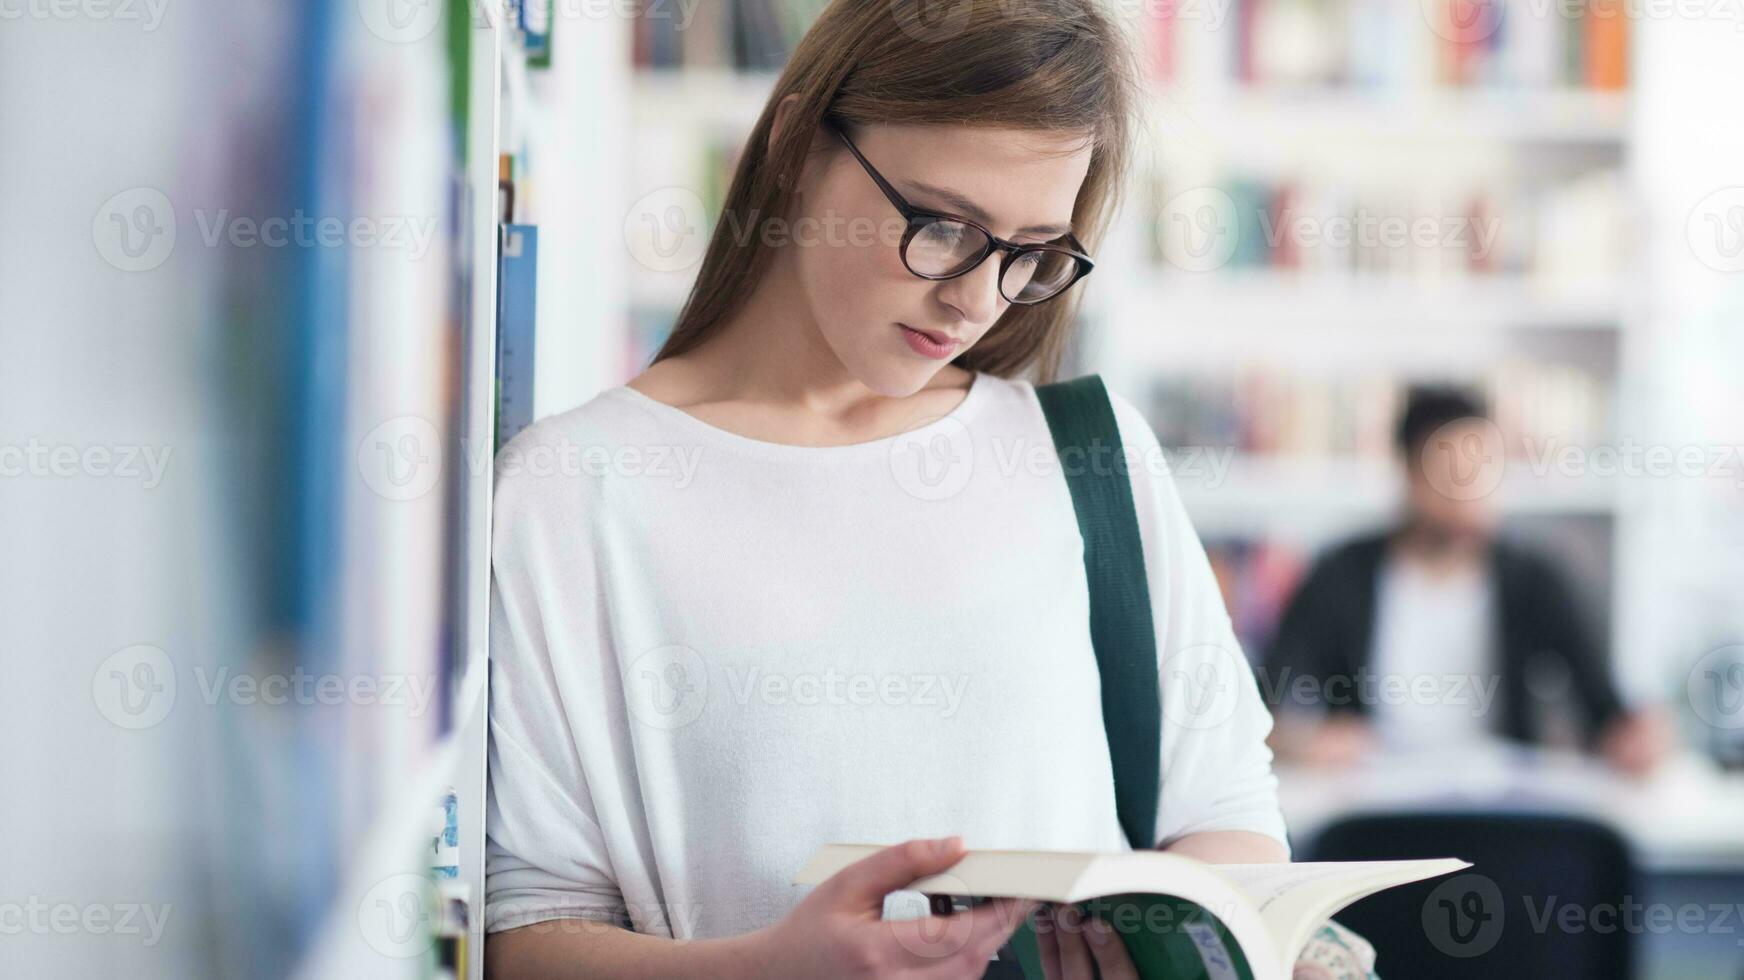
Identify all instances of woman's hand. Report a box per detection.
[748,836,1038,979]
[1034,908,1376,980]
[1292,920,1378,980]
[1035,903,1138,980]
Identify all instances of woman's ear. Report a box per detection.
[767,93,804,154]
[766,93,826,196]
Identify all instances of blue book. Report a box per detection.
[496,225,538,450]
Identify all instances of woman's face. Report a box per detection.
[787,121,1093,395]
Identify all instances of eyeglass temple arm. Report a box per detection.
[824,119,917,220]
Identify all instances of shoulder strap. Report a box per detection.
[1034,374,1161,851]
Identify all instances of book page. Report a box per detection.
[1215,859,1470,961]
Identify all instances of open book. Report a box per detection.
[794,845,1468,980]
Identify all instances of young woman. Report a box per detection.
[484,2,1373,977]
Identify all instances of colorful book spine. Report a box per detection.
[495,225,539,450]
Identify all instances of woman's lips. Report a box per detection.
[898,323,960,360]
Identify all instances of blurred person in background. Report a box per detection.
[1263,386,1673,776]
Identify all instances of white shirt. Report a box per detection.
[483,371,1289,941]
[1367,555,1498,751]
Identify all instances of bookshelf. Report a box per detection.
[606,0,1701,699]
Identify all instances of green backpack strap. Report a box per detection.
[1034,374,1161,851]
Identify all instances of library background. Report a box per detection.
[3,1,1743,978]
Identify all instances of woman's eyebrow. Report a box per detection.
[900,178,1074,236]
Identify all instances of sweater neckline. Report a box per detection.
[608,371,992,459]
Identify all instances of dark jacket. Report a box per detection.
[1262,530,1626,747]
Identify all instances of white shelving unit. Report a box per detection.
[606,6,1708,704]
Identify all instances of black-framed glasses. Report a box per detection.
[825,118,1094,305]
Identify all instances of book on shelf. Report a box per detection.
[632,0,828,71]
[1144,364,1609,463]
[794,844,1468,980]
[1147,0,1628,91]
[495,225,539,450]
[1147,169,1630,284]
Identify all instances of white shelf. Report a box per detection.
[1175,455,1619,528]
[632,68,780,129]
[1113,272,1629,334]
[1153,86,1630,147]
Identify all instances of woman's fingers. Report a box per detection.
[1035,905,1063,980]
[1083,915,1140,980]
[1049,903,1098,980]
[897,896,1038,978]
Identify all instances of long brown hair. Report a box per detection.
[648,0,1141,384]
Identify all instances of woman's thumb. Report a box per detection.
[831,836,966,908]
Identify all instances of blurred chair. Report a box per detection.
[1302,811,1636,980]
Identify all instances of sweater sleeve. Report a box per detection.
[483,426,629,933]
[1106,388,1291,855]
